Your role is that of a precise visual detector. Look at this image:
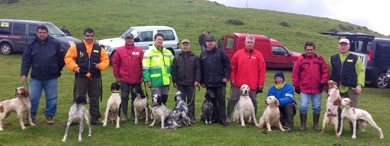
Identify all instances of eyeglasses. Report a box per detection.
[85,35,94,37]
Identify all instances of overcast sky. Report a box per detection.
[210,0,390,36]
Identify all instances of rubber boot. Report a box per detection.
[313,113,321,131]
[225,103,235,124]
[121,100,128,122]
[349,122,360,135]
[299,113,307,131]
[130,99,135,121]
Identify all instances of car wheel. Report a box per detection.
[0,43,13,55]
[375,73,388,88]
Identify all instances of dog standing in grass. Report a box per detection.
[149,94,171,129]
[320,80,342,136]
[102,82,121,128]
[62,95,91,142]
[133,86,152,124]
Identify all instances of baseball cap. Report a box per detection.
[339,38,350,45]
[206,35,215,41]
[125,33,134,38]
[182,39,190,44]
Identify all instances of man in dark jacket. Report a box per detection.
[172,39,201,124]
[61,25,71,36]
[217,34,225,49]
[200,35,231,126]
[198,30,206,52]
[21,25,66,125]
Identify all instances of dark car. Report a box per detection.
[321,31,390,88]
[0,19,81,55]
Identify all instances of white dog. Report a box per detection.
[133,86,153,124]
[149,94,171,129]
[0,87,35,131]
[62,95,91,142]
[337,98,384,139]
[258,96,285,132]
[320,80,342,136]
[233,84,258,127]
[102,82,121,128]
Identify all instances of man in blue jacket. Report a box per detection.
[267,71,297,132]
[21,25,66,125]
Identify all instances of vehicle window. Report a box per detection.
[157,30,175,41]
[13,23,26,35]
[225,37,234,49]
[0,22,12,35]
[135,31,153,42]
[375,42,390,59]
[29,25,38,36]
[272,46,287,55]
[121,28,139,38]
[45,23,66,36]
[350,39,371,54]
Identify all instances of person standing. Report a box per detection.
[292,42,328,131]
[143,33,174,105]
[112,33,144,122]
[217,34,225,49]
[198,30,206,52]
[267,71,297,132]
[61,25,71,36]
[226,35,266,124]
[328,39,365,134]
[172,39,201,124]
[200,35,231,126]
[64,28,110,125]
[21,25,66,125]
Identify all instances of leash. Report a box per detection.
[22,77,29,90]
[186,86,199,106]
[143,82,149,99]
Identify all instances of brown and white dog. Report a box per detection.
[133,86,153,124]
[258,96,285,131]
[0,87,35,131]
[337,98,384,139]
[320,80,342,136]
[233,84,258,127]
[102,82,121,128]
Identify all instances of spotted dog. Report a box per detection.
[133,86,153,124]
[233,84,258,127]
[198,90,215,125]
[164,90,191,130]
[62,95,91,142]
[0,87,35,131]
[102,82,121,128]
[149,94,171,129]
[320,80,342,136]
[258,96,285,132]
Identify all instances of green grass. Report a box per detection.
[1,0,390,145]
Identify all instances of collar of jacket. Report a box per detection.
[274,81,286,89]
[125,44,135,50]
[179,51,194,56]
[302,53,317,58]
[206,47,218,52]
[35,35,49,43]
[150,44,167,52]
[338,51,350,57]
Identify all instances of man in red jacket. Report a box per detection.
[112,33,144,122]
[292,42,328,131]
[226,35,266,124]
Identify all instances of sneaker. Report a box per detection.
[190,119,197,124]
[91,120,103,126]
[46,115,54,125]
[24,117,36,126]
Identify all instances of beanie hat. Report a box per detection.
[274,71,285,82]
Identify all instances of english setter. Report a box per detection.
[102,82,121,128]
[133,86,153,124]
[320,80,342,136]
[233,84,258,127]
[164,90,191,130]
[149,94,171,129]
[62,95,91,142]
[0,87,34,131]
[198,90,215,125]
[337,98,384,139]
[258,96,285,132]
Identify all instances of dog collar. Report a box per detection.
[112,91,120,93]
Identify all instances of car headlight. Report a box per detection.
[104,45,111,52]
[386,73,390,78]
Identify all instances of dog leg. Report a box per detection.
[17,112,26,130]
[266,122,272,131]
[252,110,259,126]
[102,108,109,126]
[351,121,357,139]
[145,106,149,124]
[240,112,245,127]
[278,122,286,131]
[62,121,72,142]
[27,109,35,126]
[333,117,339,137]
[258,117,264,128]
[134,106,138,124]
[365,118,384,139]
[84,113,91,137]
[149,106,154,120]
[320,116,327,134]
[78,120,84,142]
[337,117,344,137]
[161,117,165,129]
[0,118,3,131]
[116,115,120,128]
[149,118,156,127]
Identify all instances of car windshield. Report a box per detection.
[120,28,139,39]
[44,23,66,37]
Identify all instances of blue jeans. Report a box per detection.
[29,78,58,118]
[299,92,322,114]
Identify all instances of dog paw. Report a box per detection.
[241,124,246,127]
[352,135,356,139]
[102,124,107,127]
[31,123,36,126]
[145,121,148,124]
[88,134,91,137]
[148,124,153,127]
[116,126,120,128]
[135,121,138,124]
[380,135,384,139]
[78,139,82,142]
[22,127,27,130]
[61,139,66,142]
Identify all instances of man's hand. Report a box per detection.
[115,76,120,83]
[295,88,300,94]
[318,83,325,90]
[194,81,199,87]
[230,80,235,87]
[140,77,144,83]
[355,86,362,94]
[93,63,99,69]
[201,84,206,88]
[147,81,152,87]
[74,67,80,73]
[258,85,264,91]
[21,76,26,82]
[222,78,228,83]
[173,83,178,89]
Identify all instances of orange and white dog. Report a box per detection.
[258,96,285,131]
[233,84,258,127]
[0,87,35,131]
[320,80,342,136]
[337,98,384,139]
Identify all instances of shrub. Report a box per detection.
[226,19,244,25]
[280,21,290,27]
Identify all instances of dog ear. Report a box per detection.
[157,95,162,105]
[21,88,29,97]
[174,95,177,102]
[275,99,280,107]
[349,99,353,107]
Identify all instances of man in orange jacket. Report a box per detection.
[64,28,110,125]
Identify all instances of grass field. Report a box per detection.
[1,0,390,145]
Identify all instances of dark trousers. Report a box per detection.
[206,87,226,122]
[118,81,140,117]
[280,103,296,126]
[73,77,101,121]
[177,85,195,120]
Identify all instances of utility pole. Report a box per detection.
[246,0,248,8]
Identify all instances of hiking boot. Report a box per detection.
[190,119,197,124]
[91,120,103,126]
[46,115,54,125]
[286,124,294,132]
[24,117,36,126]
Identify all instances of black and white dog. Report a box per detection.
[102,82,121,128]
[62,95,91,142]
[133,86,153,124]
[149,94,171,129]
[164,90,191,130]
[198,90,215,125]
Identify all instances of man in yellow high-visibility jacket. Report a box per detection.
[143,33,174,105]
